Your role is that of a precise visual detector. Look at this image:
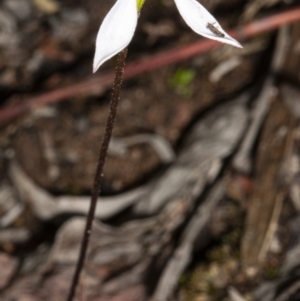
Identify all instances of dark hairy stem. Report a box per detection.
[66,48,128,301]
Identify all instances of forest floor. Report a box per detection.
[1,0,300,301]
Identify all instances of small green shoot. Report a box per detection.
[169,68,196,97]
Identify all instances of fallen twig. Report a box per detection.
[228,286,247,301]
[152,180,225,301]
[0,203,25,228]
[134,94,249,215]
[109,134,175,163]
[240,98,296,275]
[0,227,30,244]
[1,6,300,126]
[9,161,146,220]
[233,25,290,173]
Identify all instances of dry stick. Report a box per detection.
[66,48,128,301]
[233,25,290,173]
[1,6,300,126]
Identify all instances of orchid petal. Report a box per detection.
[93,0,138,73]
[173,0,242,48]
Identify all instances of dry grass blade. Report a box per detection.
[233,26,290,173]
[241,98,296,274]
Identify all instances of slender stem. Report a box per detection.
[66,48,128,301]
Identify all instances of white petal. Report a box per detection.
[173,0,242,48]
[93,0,138,73]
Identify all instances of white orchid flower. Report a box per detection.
[93,0,242,73]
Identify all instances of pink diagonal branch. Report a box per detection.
[1,6,300,126]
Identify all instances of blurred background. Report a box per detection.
[1,0,300,300]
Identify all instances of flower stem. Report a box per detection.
[66,48,128,301]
